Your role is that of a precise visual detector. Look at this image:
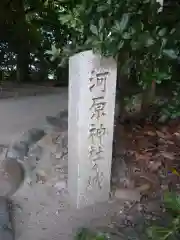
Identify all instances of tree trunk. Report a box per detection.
[15,0,31,82]
[16,48,30,82]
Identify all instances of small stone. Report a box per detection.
[36,170,47,183]
[0,145,8,162]
[22,128,45,145]
[55,209,61,215]
[28,145,42,161]
[37,135,56,152]
[54,181,67,192]
[54,151,63,159]
[136,184,151,193]
[7,129,45,160]
[7,142,28,160]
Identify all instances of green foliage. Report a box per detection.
[43,0,180,120]
[160,83,180,120]
[75,228,109,240]
[49,0,180,88]
[0,0,72,82]
[46,45,61,61]
[147,192,180,240]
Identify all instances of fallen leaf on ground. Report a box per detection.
[135,153,151,161]
[115,188,141,202]
[136,184,151,193]
[146,131,156,136]
[156,130,166,139]
[160,152,175,160]
[113,119,180,200]
[148,161,162,172]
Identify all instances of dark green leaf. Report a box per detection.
[145,36,155,47]
[99,32,104,41]
[99,18,104,31]
[158,28,167,37]
[170,28,176,35]
[90,25,98,36]
[122,32,131,39]
[147,226,173,240]
[59,14,71,24]
[97,5,108,12]
[118,40,124,50]
[120,13,130,32]
[161,38,168,48]
[164,192,180,212]
[129,27,136,35]
[131,40,140,50]
[163,49,178,59]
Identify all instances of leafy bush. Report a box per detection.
[148,192,180,240]
[161,85,180,120]
[57,0,179,82]
[75,228,109,240]
[46,0,180,121]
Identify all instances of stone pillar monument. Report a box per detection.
[68,50,117,208]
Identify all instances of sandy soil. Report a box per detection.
[0,92,67,144]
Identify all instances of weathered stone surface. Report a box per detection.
[37,134,56,152]
[1,111,68,190]
[6,128,45,160]
[0,145,8,163]
[0,159,24,197]
[47,109,68,123]
[0,197,13,240]
[7,142,29,160]
[3,129,45,193]
[23,128,45,144]
[55,132,68,145]
[54,133,68,160]
[46,117,68,131]
[28,145,43,166]
[54,180,67,192]
[0,197,9,225]
[68,50,117,208]
[46,109,68,133]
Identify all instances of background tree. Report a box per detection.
[0,0,180,123]
[46,0,180,121]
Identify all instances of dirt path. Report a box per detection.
[0,92,67,144]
